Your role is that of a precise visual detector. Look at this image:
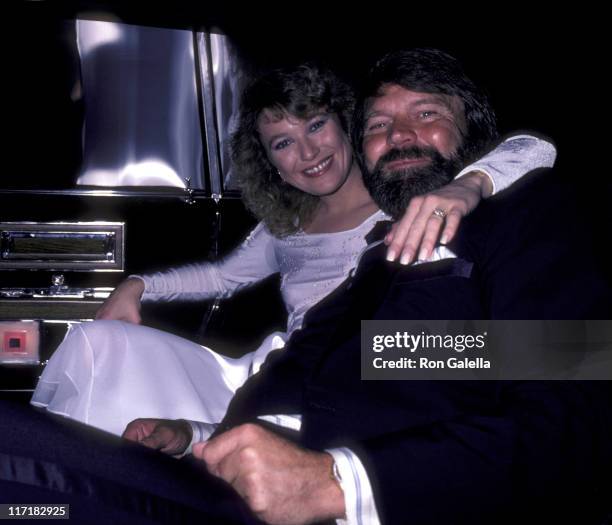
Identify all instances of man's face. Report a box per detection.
[361,84,467,218]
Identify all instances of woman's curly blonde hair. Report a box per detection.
[230,63,355,237]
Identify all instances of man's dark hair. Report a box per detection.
[352,48,499,171]
[231,63,355,236]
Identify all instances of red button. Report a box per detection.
[2,331,27,353]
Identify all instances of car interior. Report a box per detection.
[1,3,609,523]
[2,1,576,404]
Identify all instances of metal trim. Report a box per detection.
[0,222,125,272]
[0,188,227,199]
[196,32,223,199]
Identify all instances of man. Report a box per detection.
[1,49,610,524]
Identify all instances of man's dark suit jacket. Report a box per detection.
[221,168,612,524]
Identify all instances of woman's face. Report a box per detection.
[257,110,354,197]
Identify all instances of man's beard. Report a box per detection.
[363,145,464,219]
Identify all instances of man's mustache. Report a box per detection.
[378,146,438,166]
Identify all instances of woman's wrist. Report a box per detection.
[122,277,145,299]
[461,170,493,198]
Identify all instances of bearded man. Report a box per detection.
[185,48,611,524]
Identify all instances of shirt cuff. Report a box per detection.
[326,447,381,525]
[257,414,302,432]
[181,419,219,456]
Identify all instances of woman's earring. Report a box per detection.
[277,169,287,185]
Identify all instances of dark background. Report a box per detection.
[7,0,601,181]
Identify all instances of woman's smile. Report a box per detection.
[303,155,333,177]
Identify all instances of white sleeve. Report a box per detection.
[455,134,557,194]
[180,420,219,456]
[327,447,382,525]
[134,222,279,302]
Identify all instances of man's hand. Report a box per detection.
[96,277,145,323]
[122,418,193,456]
[386,170,493,264]
[193,423,345,525]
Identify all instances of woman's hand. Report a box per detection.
[95,277,145,323]
[386,171,493,264]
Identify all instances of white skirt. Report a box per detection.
[30,320,287,436]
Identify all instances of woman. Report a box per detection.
[31,64,555,436]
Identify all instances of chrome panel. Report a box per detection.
[0,287,113,300]
[75,20,205,189]
[0,222,124,271]
[208,33,248,193]
[197,32,222,197]
[0,188,226,199]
